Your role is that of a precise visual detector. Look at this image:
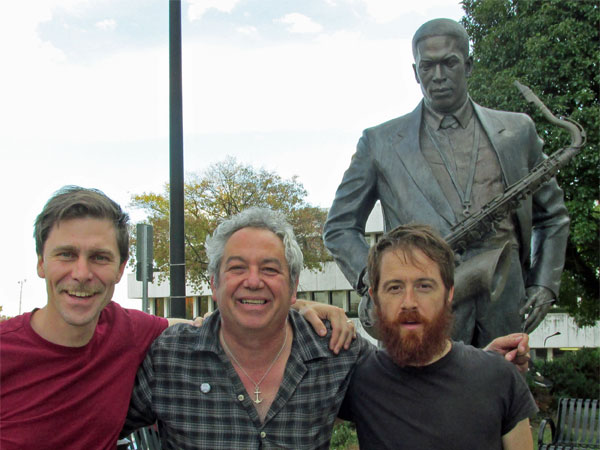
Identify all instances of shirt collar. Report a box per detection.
[197,308,331,362]
[423,97,474,129]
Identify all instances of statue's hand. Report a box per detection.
[520,286,555,333]
[356,267,381,340]
[356,267,370,297]
[358,292,380,340]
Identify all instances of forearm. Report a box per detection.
[526,122,570,292]
[528,185,570,293]
[324,228,370,288]
[167,318,193,327]
[324,133,377,287]
[501,418,533,450]
[292,299,322,312]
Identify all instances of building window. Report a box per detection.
[331,291,346,310]
[313,291,330,304]
[199,296,211,316]
[155,298,165,317]
[185,297,195,319]
[349,290,361,317]
[296,291,310,300]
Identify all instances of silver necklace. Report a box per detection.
[426,121,481,216]
[220,320,288,404]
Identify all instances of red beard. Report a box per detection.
[376,301,454,367]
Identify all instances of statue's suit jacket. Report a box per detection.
[324,101,570,297]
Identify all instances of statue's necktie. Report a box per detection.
[440,115,459,129]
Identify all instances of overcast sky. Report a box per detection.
[0,0,464,317]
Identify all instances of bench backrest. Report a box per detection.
[555,398,599,445]
[129,425,162,450]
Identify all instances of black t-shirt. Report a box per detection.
[339,341,538,450]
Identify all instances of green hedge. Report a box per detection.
[330,421,358,450]
[531,348,600,406]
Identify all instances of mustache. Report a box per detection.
[59,282,101,295]
[394,309,428,325]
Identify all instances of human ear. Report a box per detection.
[412,63,421,84]
[37,255,45,278]
[464,55,473,78]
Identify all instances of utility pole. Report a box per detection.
[544,331,561,347]
[18,279,26,315]
[136,224,154,314]
[169,0,186,317]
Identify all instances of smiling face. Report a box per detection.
[36,217,126,342]
[413,34,472,114]
[371,247,453,366]
[211,227,296,337]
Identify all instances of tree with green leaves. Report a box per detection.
[130,157,330,290]
[0,305,11,322]
[461,0,599,325]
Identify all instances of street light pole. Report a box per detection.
[544,331,561,347]
[169,0,186,318]
[18,279,26,315]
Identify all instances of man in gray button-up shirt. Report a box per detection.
[123,207,372,449]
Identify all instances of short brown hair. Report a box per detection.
[34,186,130,264]
[367,224,454,294]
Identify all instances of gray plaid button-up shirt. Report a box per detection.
[123,309,372,449]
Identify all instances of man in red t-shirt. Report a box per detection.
[0,186,355,450]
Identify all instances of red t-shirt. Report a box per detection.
[0,302,168,450]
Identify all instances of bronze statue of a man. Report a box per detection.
[323,18,570,347]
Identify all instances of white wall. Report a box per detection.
[529,313,599,349]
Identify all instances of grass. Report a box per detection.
[532,416,553,450]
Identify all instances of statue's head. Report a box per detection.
[411,18,473,114]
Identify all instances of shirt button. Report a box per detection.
[260,432,267,439]
[237,394,244,401]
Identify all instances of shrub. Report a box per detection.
[330,421,358,450]
[535,348,600,404]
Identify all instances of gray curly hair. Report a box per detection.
[206,207,304,288]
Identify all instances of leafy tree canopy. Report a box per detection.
[0,305,10,322]
[461,0,599,325]
[129,157,330,290]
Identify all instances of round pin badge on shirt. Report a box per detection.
[201,383,211,394]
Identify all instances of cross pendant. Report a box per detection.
[253,386,263,404]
